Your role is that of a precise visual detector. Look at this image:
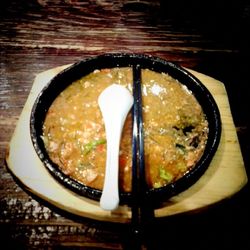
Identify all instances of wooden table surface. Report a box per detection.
[1,1,250,249]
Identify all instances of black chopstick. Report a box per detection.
[131,64,155,249]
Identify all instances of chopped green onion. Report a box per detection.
[159,167,173,182]
[82,138,106,155]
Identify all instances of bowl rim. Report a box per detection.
[30,53,221,205]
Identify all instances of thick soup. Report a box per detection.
[42,68,208,192]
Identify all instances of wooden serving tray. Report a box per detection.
[6,65,248,223]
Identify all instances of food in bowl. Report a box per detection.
[41,67,209,193]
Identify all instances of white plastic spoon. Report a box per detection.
[98,84,134,211]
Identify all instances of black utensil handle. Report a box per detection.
[131,64,155,249]
[131,63,141,229]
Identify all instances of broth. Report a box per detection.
[42,67,208,192]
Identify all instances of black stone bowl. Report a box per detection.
[30,53,221,206]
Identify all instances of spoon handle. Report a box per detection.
[100,118,122,210]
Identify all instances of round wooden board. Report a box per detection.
[6,65,248,223]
